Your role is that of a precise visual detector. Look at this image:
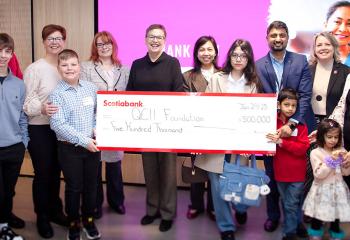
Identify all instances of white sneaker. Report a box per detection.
[0,226,24,240]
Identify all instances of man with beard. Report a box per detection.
[256,21,312,240]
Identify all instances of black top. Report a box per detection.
[0,76,6,84]
[309,61,350,117]
[126,52,184,92]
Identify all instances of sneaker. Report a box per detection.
[0,225,24,240]
[67,221,81,240]
[329,229,345,240]
[83,217,101,240]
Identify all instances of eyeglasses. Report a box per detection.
[47,37,64,42]
[147,35,165,41]
[96,42,112,49]
[231,53,248,61]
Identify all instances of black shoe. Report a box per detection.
[296,223,308,238]
[235,212,247,225]
[0,225,24,240]
[140,214,161,225]
[221,230,235,240]
[67,220,81,240]
[37,216,54,239]
[264,219,279,232]
[82,217,101,240]
[282,233,298,240]
[9,213,25,229]
[94,207,103,219]
[159,220,173,232]
[50,212,69,227]
[113,205,126,215]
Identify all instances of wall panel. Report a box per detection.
[0,0,32,70]
[32,0,94,61]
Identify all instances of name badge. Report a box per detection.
[82,97,94,106]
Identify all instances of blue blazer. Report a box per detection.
[256,51,315,131]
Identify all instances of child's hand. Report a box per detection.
[266,133,282,144]
[87,138,99,152]
[331,149,347,160]
[343,152,350,168]
[308,130,317,144]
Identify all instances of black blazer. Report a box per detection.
[309,61,350,117]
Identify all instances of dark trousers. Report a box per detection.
[189,181,213,212]
[96,161,125,209]
[57,142,100,221]
[0,143,25,223]
[142,152,177,220]
[264,156,281,221]
[28,125,63,217]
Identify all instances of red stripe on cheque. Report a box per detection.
[97,91,276,98]
[98,146,275,155]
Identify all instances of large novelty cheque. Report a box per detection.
[96,91,276,154]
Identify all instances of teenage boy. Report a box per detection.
[0,33,29,240]
[49,49,100,240]
[266,88,310,240]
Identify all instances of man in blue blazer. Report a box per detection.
[256,21,312,238]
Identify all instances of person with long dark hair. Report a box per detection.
[183,35,219,221]
[195,39,260,240]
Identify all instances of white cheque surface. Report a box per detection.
[96,92,277,154]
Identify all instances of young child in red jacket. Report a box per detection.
[266,88,310,240]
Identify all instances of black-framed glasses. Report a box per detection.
[231,53,248,61]
[47,37,64,42]
[147,35,165,41]
[96,42,112,49]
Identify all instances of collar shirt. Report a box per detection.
[49,80,97,148]
[227,73,247,93]
[269,52,286,93]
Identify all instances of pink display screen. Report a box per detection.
[98,0,342,67]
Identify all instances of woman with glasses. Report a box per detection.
[183,35,218,221]
[23,24,68,239]
[81,31,129,218]
[126,24,183,232]
[194,39,261,240]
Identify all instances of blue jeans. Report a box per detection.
[208,172,249,232]
[276,181,304,235]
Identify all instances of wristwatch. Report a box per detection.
[288,123,297,132]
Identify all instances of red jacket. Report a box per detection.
[273,116,310,182]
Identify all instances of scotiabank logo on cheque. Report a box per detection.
[103,100,143,107]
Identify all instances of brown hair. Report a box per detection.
[145,24,167,38]
[89,31,121,66]
[316,119,342,148]
[0,33,14,52]
[42,24,66,41]
[58,49,79,64]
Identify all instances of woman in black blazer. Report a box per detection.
[305,32,350,207]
